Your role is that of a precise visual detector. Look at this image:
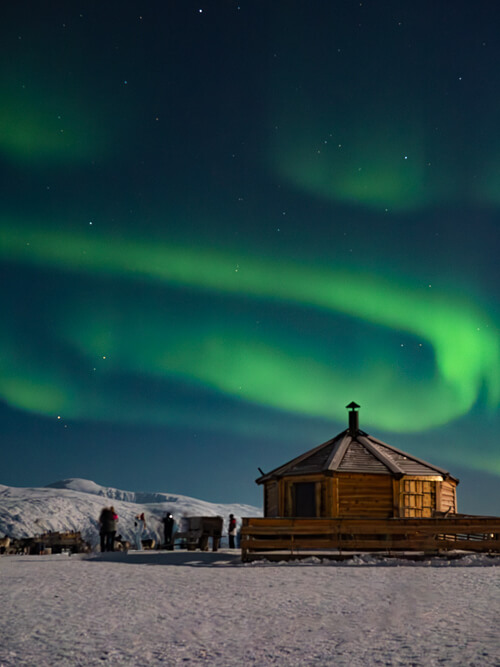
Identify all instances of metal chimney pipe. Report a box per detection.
[346,401,360,436]
[349,410,358,435]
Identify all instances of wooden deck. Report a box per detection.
[240,516,500,561]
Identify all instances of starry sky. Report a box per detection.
[1,1,499,512]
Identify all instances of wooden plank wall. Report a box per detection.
[337,473,393,517]
[264,474,457,518]
[265,482,279,517]
[440,480,457,513]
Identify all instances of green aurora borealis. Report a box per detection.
[1,224,499,436]
[1,1,500,504]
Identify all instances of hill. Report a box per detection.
[0,478,261,547]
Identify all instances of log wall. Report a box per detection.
[264,481,279,517]
[337,473,393,518]
[439,480,457,513]
[263,474,457,519]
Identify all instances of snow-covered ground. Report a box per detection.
[1,481,499,665]
[0,551,499,666]
[0,479,261,547]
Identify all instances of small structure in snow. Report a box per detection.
[10,531,90,555]
[175,516,223,551]
[256,402,459,519]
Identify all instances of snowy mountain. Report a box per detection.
[0,478,261,547]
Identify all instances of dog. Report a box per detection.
[141,538,156,550]
[114,535,131,552]
[0,536,10,554]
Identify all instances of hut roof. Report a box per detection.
[256,428,458,484]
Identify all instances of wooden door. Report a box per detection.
[294,482,317,517]
[399,479,436,517]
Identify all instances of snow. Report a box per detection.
[0,552,499,666]
[0,478,261,547]
[1,480,499,665]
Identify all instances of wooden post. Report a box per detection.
[241,517,248,561]
[435,482,442,513]
[324,478,332,517]
[279,480,285,516]
[286,483,293,517]
[332,477,339,517]
[392,478,400,518]
[315,482,322,517]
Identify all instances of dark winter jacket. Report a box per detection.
[99,508,118,532]
[162,516,175,537]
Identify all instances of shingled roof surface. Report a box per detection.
[257,429,456,483]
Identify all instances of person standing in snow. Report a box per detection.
[134,512,147,550]
[98,506,118,552]
[161,512,175,550]
[106,507,118,552]
[228,514,237,549]
[98,507,109,552]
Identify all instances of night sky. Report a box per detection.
[1,1,499,512]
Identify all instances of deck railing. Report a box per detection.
[240,516,500,561]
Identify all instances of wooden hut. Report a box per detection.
[256,402,459,519]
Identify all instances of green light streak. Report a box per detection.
[1,377,71,415]
[271,116,455,211]
[0,331,79,417]
[0,91,103,164]
[1,223,498,436]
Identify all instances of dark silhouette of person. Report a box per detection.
[228,514,237,549]
[162,512,175,550]
[98,506,118,552]
[98,507,109,552]
[106,507,118,551]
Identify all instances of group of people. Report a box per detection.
[98,506,119,552]
[98,508,239,551]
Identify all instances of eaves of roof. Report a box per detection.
[255,429,459,484]
[255,432,345,484]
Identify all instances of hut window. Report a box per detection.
[294,482,317,517]
[400,480,436,517]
